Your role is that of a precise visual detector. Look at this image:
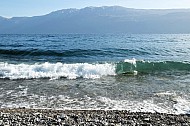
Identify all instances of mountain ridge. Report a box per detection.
[1,6,190,34]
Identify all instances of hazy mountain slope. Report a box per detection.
[1,6,190,34]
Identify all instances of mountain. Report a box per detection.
[1,6,190,34]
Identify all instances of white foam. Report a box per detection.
[154,91,190,114]
[7,96,172,113]
[97,97,171,113]
[0,62,116,80]
[173,96,190,114]
[1,92,190,114]
[124,58,136,67]
[154,91,176,97]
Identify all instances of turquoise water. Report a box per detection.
[0,34,190,114]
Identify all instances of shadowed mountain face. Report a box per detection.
[1,6,190,34]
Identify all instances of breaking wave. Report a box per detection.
[1,59,190,80]
[0,62,116,80]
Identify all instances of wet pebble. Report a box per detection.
[0,109,189,125]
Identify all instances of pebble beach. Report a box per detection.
[0,108,189,125]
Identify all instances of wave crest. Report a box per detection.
[1,59,190,80]
[0,62,116,80]
[116,60,190,74]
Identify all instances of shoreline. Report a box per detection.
[0,108,189,125]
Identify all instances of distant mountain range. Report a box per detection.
[1,6,190,34]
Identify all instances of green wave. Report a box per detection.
[116,61,190,75]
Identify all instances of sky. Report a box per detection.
[1,0,190,18]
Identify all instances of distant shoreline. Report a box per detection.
[0,108,189,125]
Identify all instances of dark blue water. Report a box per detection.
[1,34,190,63]
[0,34,190,114]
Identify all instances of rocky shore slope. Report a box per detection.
[0,108,189,125]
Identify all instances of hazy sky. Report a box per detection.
[1,0,190,17]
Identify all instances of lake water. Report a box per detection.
[0,34,190,114]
